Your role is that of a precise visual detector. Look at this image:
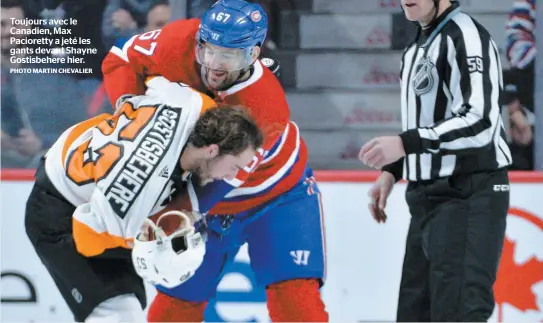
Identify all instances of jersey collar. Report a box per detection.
[217,59,264,99]
[421,1,460,37]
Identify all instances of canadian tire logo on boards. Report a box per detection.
[493,207,543,322]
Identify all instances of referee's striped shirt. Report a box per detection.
[383,2,512,182]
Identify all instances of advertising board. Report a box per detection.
[1,171,542,322]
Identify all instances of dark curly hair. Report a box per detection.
[188,104,264,156]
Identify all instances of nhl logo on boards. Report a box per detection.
[251,10,262,22]
[412,56,435,96]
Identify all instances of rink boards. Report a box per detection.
[1,171,542,322]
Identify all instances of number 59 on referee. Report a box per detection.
[359,0,512,321]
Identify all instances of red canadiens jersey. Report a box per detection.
[102,19,308,215]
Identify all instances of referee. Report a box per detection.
[359,0,512,321]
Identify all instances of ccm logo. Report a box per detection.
[493,184,510,192]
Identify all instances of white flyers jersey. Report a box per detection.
[44,77,215,257]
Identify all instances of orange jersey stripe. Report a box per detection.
[72,218,133,257]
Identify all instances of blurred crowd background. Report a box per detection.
[1,0,539,171]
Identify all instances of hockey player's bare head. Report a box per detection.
[402,0,453,26]
[196,42,261,91]
[181,104,264,185]
[189,145,256,186]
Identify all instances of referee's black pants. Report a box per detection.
[397,169,509,322]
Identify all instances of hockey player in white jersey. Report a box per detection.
[24,76,263,322]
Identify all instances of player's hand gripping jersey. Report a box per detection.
[102,19,308,215]
[44,77,215,257]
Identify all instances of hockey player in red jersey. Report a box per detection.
[102,0,329,321]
